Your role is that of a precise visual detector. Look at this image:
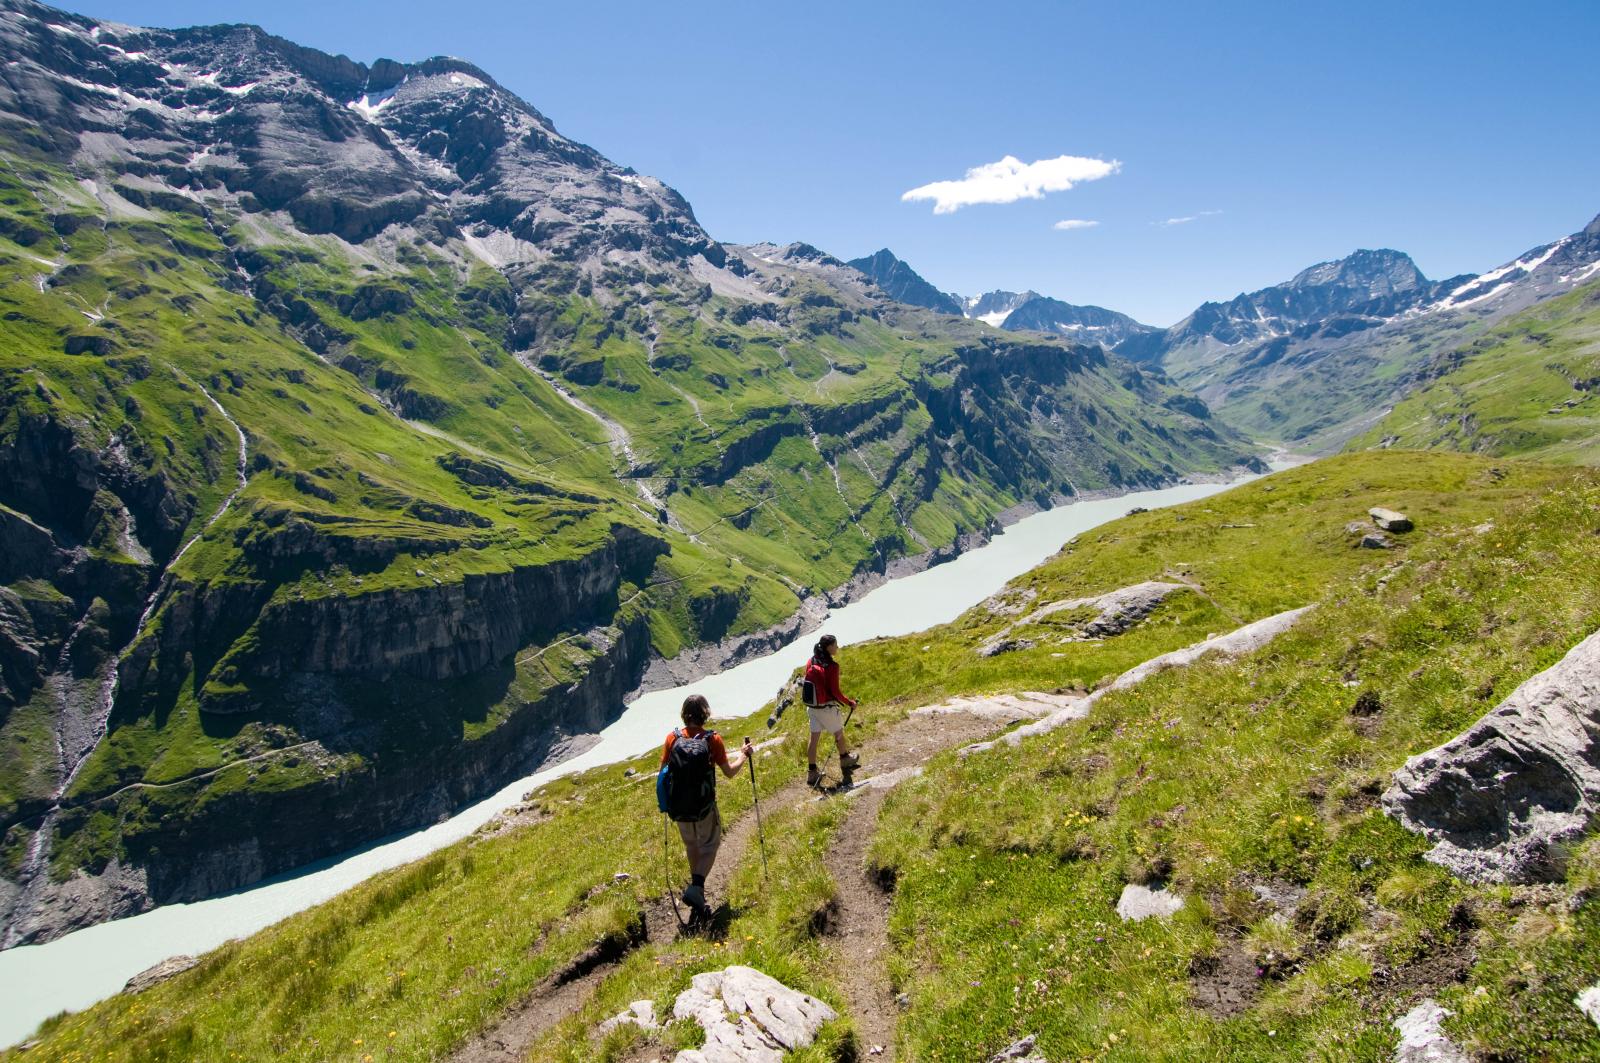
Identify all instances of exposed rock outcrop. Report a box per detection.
[1116,883,1185,921]
[671,965,837,1063]
[987,1034,1049,1063]
[979,580,1181,657]
[124,954,199,994]
[598,999,657,1034]
[964,606,1314,755]
[1383,627,1600,883]
[1577,984,1600,1031]
[1393,1000,1467,1063]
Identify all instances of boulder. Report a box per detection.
[1115,883,1184,921]
[979,637,1036,658]
[672,965,837,1063]
[1359,533,1393,550]
[1370,507,1414,533]
[1393,1000,1467,1062]
[1383,627,1600,883]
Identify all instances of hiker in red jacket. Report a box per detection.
[802,634,860,787]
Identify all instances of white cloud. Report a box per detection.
[1053,218,1100,231]
[902,154,1120,214]
[1156,210,1223,227]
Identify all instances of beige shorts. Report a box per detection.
[806,703,844,733]
[676,806,722,878]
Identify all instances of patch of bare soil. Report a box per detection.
[1189,936,1262,1019]
[1372,912,1478,1002]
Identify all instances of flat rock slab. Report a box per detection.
[1384,627,1600,883]
[673,965,837,1063]
[909,691,1071,721]
[1393,1000,1467,1062]
[1115,883,1184,921]
[124,954,199,993]
[1370,507,1414,533]
[845,766,923,796]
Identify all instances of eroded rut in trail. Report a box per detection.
[450,700,1060,1061]
[819,709,1024,1061]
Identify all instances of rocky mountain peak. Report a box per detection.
[845,248,963,315]
[0,0,724,260]
[1287,248,1428,297]
[963,289,1038,325]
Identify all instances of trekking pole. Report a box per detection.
[744,739,769,883]
[843,700,858,730]
[661,813,686,931]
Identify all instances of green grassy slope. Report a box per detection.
[1348,279,1600,463]
[866,466,1600,1060]
[16,451,1600,1060]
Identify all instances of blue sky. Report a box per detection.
[78,0,1600,324]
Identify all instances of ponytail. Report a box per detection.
[812,634,837,665]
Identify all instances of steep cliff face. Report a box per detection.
[0,0,1259,942]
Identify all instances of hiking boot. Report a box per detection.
[840,752,861,772]
[682,882,706,911]
[839,768,854,789]
[807,764,822,788]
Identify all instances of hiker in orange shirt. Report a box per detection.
[658,694,749,920]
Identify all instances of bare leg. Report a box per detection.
[807,730,822,765]
[833,730,851,756]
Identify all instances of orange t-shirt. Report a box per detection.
[660,726,730,768]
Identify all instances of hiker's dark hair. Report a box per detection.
[681,693,711,726]
[812,634,838,664]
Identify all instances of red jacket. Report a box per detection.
[803,656,854,707]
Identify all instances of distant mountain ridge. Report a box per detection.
[1141,216,1600,448]
[845,252,1158,348]
[848,218,1600,450]
[1142,248,1472,376]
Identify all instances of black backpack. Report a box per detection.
[659,728,717,822]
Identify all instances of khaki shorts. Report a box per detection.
[806,703,844,734]
[676,806,722,878]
